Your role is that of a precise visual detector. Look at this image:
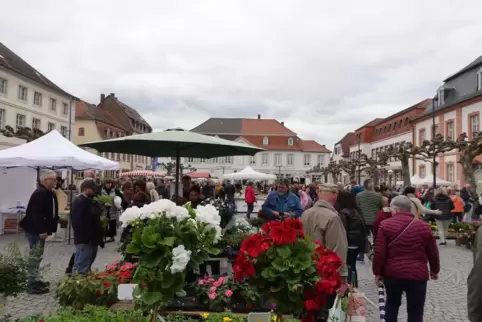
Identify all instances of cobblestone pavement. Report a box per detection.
[357,241,472,322]
[0,233,121,319]
[0,226,474,321]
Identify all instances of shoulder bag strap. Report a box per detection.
[388,218,416,247]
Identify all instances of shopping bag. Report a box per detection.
[328,295,347,322]
[346,292,366,322]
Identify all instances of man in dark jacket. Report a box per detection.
[224,180,236,210]
[19,170,58,294]
[71,179,104,275]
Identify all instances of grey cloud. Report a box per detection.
[2,0,482,148]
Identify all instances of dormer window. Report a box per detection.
[288,137,294,146]
[262,136,269,145]
[478,68,482,91]
[437,87,445,106]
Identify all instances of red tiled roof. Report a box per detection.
[242,135,301,151]
[355,118,384,131]
[299,140,331,153]
[241,119,296,136]
[335,132,356,157]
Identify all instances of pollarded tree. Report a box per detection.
[414,133,454,183]
[382,142,417,186]
[339,158,367,183]
[362,153,389,186]
[453,132,482,194]
[0,125,45,142]
[160,162,196,176]
[323,160,343,183]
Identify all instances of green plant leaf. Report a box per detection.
[126,243,139,254]
[160,236,176,246]
[141,291,163,305]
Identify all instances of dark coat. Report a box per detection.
[70,194,104,246]
[20,185,58,235]
[430,194,455,220]
[338,207,367,249]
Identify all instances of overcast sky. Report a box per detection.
[2,0,482,148]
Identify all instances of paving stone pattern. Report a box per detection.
[0,224,473,321]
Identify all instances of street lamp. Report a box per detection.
[432,96,438,188]
[356,133,362,185]
[387,169,394,188]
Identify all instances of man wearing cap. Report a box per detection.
[71,179,104,275]
[300,183,348,316]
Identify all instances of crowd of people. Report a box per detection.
[17,169,482,320]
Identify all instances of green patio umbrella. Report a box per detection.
[79,128,265,197]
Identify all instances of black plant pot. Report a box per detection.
[168,297,209,312]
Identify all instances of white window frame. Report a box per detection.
[262,153,269,165]
[49,98,57,112]
[317,155,324,166]
[47,122,56,131]
[60,125,68,137]
[437,88,445,106]
[0,78,7,94]
[0,109,5,128]
[303,154,311,166]
[32,118,41,130]
[274,153,282,166]
[447,163,454,182]
[287,137,294,146]
[62,102,69,116]
[18,85,28,101]
[446,121,454,140]
[471,115,480,133]
[16,113,26,128]
[286,154,293,166]
[478,68,482,91]
[249,156,256,165]
[34,92,42,106]
[262,136,269,145]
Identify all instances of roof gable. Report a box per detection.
[241,119,296,135]
[191,118,243,134]
[444,55,482,82]
[0,42,78,99]
[299,140,331,153]
[75,101,126,130]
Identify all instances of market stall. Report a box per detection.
[0,130,120,237]
[222,166,277,181]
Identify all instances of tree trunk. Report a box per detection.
[401,155,411,186]
[331,174,337,183]
[461,154,478,194]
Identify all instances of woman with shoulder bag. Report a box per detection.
[373,196,440,322]
[334,191,367,287]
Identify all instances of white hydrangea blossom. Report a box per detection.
[170,245,192,274]
[119,199,191,226]
[194,204,222,241]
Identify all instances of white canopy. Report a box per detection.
[0,130,119,170]
[409,174,454,186]
[222,166,277,181]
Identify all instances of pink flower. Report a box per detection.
[217,276,225,284]
[120,263,134,271]
[198,280,205,285]
[208,293,216,300]
[213,281,222,287]
[210,286,217,292]
[207,278,215,283]
[106,264,116,271]
[225,290,233,297]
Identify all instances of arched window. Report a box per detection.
[263,136,269,145]
[288,137,294,146]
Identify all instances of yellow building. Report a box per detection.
[73,95,152,182]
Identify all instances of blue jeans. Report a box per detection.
[73,244,98,275]
[26,232,46,288]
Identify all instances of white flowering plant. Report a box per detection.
[119,199,222,316]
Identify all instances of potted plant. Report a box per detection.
[232,219,343,320]
[120,199,222,321]
[0,244,28,317]
[58,213,69,229]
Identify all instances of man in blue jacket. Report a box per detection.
[261,179,302,221]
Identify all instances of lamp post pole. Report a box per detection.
[357,133,362,185]
[432,97,438,188]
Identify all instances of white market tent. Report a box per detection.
[409,174,454,186]
[222,166,277,181]
[0,130,119,170]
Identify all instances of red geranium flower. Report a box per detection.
[233,252,256,280]
[270,222,297,245]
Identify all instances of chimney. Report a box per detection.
[257,114,261,119]
[281,121,284,126]
[100,93,105,101]
[110,93,116,98]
